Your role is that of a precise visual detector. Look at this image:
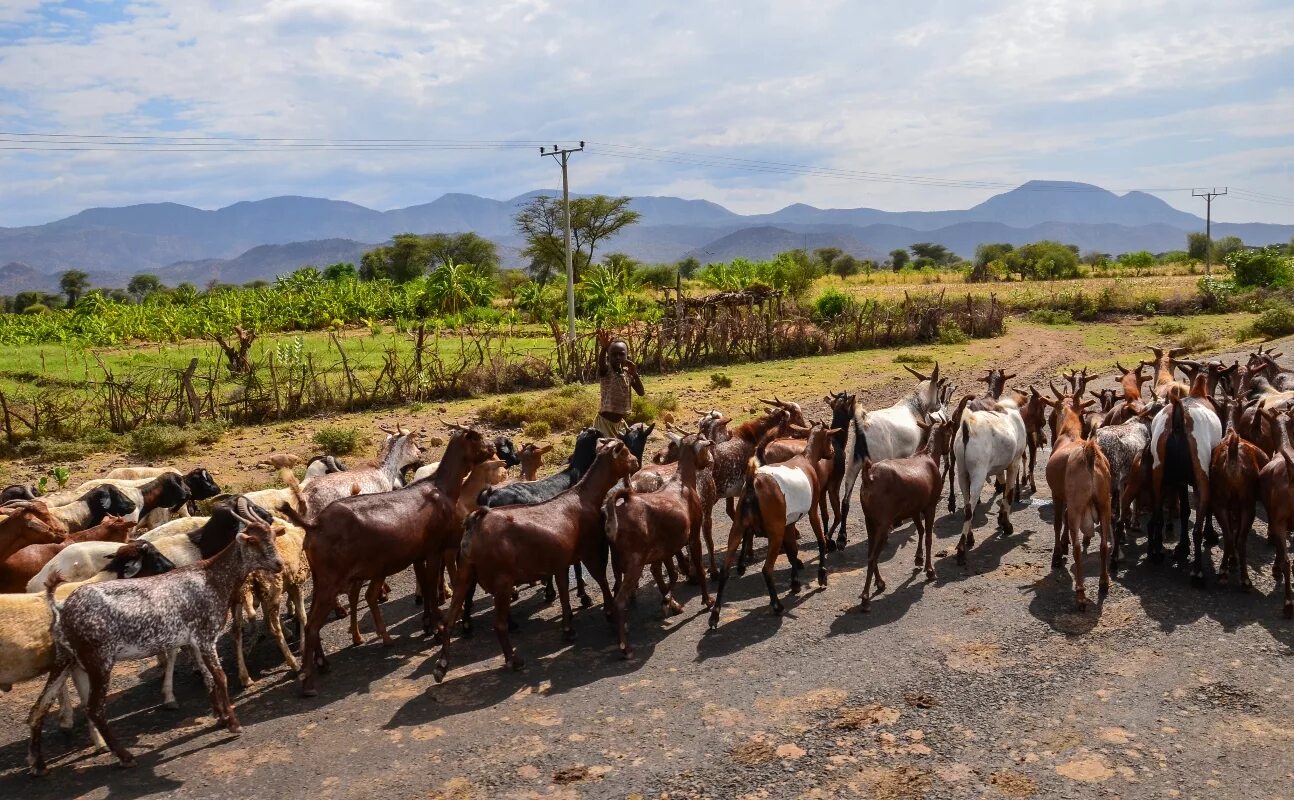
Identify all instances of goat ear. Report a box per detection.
[537,444,553,455]
[1004,373,1016,381]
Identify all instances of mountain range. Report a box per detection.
[1,180,1290,293]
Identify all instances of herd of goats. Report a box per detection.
[0,342,1292,776]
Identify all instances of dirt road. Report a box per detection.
[2,336,1292,799]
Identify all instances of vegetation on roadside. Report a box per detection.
[313,425,363,456]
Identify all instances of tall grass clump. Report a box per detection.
[313,425,363,456]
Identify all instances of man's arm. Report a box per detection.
[596,330,610,376]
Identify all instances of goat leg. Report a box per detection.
[27,661,75,776]
[554,570,576,642]
[492,592,524,671]
[614,556,644,659]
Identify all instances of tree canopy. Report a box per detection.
[514,194,641,280]
[60,270,90,306]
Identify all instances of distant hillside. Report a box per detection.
[1,181,1290,285]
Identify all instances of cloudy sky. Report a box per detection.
[1,0,1292,226]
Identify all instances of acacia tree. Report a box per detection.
[425,232,499,276]
[514,194,641,279]
[889,248,910,271]
[126,273,163,302]
[59,270,90,306]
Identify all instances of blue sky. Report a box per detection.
[1,0,1292,226]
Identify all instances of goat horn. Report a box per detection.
[901,364,929,381]
[1049,380,1065,401]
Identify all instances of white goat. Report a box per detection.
[952,405,1027,563]
[834,363,944,546]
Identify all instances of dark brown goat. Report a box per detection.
[432,439,638,680]
[287,426,495,696]
[0,515,134,593]
[709,423,838,627]
[857,417,950,610]
[604,434,713,658]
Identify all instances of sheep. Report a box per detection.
[27,500,282,774]
[303,454,348,481]
[1,484,40,503]
[0,515,135,593]
[40,485,137,532]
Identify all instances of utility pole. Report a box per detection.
[1192,187,1227,277]
[540,141,584,343]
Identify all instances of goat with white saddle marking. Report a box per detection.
[1148,376,1222,582]
[834,363,944,547]
[952,390,1027,564]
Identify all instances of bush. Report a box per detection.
[812,288,855,320]
[708,372,733,389]
[16,438,101,463]
[313,425,362,456]
[892,352,934,365]
[1027,309,1074,325]
[478,385,597,433]
[1153,319,1187,336]
[637,264,678,289]
[130,424,192,459]
[1179,329,1216,353]
[522,420,551,439]
[192,420,226,446]
[1244,305,1294,340]
[1197,276,1237,311]
[937,323,969,345]
[1228,247,1293,289]
[629,392,679,425]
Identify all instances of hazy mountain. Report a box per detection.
[1,181,1290,287]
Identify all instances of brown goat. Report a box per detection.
[432,439,638,680]
[604,434,714,658]
[857,417,950,611]
[517,443,551,481]
[709,423,838,627]
[1208,408,1269,593]
[0,515,134,593]
[1143,345,1191,401]
[287,426,495,696]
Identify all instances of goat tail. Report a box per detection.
[43,570,66,639]
[279,502,315,534]
[1227,431,1241,461]
[1084,437,1100,470]
[461,509,488,561]
[604,487,631,544]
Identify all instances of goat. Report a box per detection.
[1148,377,1222,584]
[1,543,176,748]
[697,409,732,444]
[952,395,1027,564]
[630,427,721,580]
[231,520,309,687]
[0,515,135,593]
[1045,395,1114,609]
[709,423,838,627]
[1208,404,1269,593]
[1092,407,1155,567]
[618,422,656,466]
[410,435,521,483]
[295,425,423,519]
[27,500,281,774]
[304,454,348,480]
[518,442,551,481]
[604,434,714,658]
[708,407,794,571]
[1,485,40,503]
[1143,345,1191,402]
[287,426,495,696]
[43,485,138,532]
[1258,407,1294,617]
[857,417,950,610]
[835,362,944,547]
[432,439,638,680]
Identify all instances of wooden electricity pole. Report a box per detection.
[1192,187,1227,276]
[540,142,585,343]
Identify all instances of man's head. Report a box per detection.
[609,340,629,369]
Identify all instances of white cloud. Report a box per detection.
[0,0,1290,225]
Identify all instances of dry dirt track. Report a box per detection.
[2,341,1294,800]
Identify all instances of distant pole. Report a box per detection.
[540,142,585,343]
[1192,187,1227,277]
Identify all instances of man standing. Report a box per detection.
[595,330,645,437]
